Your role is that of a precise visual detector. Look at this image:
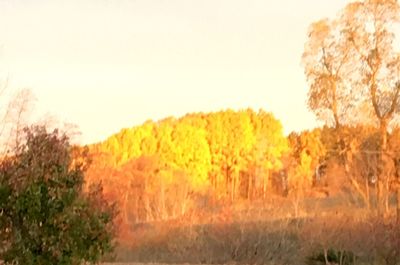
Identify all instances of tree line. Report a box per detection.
[86,109,288,224]
[85,106,400,230]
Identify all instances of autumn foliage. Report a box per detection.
[85,109,289,227]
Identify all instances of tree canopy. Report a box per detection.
[86,109,288,225]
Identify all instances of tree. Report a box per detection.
[288,129,326,188]
[302,18,353,129]
[169,121,211,190]
[0,88,36,154]
[0,126,116,265]
[303,0,400,215]
[247,109,288,199]
[205,110,257,201]
[343,0,400,149]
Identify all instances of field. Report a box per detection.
[105,190,400,265]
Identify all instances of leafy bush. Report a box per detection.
[0,126,116,265]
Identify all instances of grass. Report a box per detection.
[105,190,400,265]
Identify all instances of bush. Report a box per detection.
[0,126,116,265]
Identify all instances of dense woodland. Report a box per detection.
[84,109,400,230]
[86,109,288,224]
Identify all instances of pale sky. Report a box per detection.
[0,0,349,144]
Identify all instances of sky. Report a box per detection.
[0,0,350,144]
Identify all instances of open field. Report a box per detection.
[107,191,400,265]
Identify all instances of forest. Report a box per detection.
[84,112,400,264]
[86,110,382,220]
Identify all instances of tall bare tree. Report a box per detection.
[1,88,35,151]
[303,0,400,216]
[302,18,354,129]
[343,0,400,150]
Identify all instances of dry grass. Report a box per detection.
[107,190,400,265]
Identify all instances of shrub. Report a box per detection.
[0,126,116,265]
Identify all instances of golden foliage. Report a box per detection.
[85,109,289,224]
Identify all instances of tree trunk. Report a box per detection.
[339,250,344,265]
[349,176,369,209]
[385,178,390,214]
[365,178,370,210]
[378,119,388,216]
[123,192,130,225]
[247,169,253,200]
[324,248,329,265]
[225,166,231,200]
[397,187,400,224]
[263,170,269,199]
[380,119,388,151]
[376,181,382,216]
[160,181,166,220]
[231,176,235,202]
[233,170,239,201]
[180,183,189,216]
[143,177,152,222]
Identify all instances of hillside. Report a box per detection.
[82,108,400,264]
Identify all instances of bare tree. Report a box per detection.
[1,88,35,152]
[302,18,354,129]
[303,0,400,217]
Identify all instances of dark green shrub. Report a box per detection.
[0,126,116,265]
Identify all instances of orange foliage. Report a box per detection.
[85,109,291,236]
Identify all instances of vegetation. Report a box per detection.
[84,108,400,264]
[0,127,116,265]
[303,0,400,216]
[86,109,288,226]
[2,0,400,264]
[78,1,400,264]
